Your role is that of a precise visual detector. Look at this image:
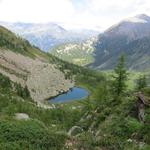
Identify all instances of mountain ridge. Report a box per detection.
[90,14,150,71]
[0,21,99,51]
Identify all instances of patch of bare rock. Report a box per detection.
[15,113,30,120]
[0,49,74,104]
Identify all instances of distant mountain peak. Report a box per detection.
[124,14,150,23]
[106,14,150,34]
[91,14,150,71]
[135,14,150,20]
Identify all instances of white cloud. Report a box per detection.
[0,0,150,30]
[0,0,75,23]
[72,0,150,29]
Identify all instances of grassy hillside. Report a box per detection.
[50,38,95,66]
[0,62,107,149]
[0,25,37,58]
[65,59,150,150]
[0,73,80,149]
[71,91,150,150]
[0,60,149,149]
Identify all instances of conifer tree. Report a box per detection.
[137,75,147,90]
[112,55,128,96]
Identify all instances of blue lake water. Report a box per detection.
[48,87,89,103]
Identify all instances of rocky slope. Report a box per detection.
[0,26,74,103]
[90,14,150,71]
[50,37,96,66]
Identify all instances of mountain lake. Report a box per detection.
[48,87,89,103]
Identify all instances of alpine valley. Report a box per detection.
[50,14,150,72]
[0,13,150,150]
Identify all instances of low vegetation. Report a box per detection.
[66,55,150,150]
[0,72,83,149]
[0,53,149,149]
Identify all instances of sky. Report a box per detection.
[0,0,150,31]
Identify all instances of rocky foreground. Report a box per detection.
[0,49,74,103]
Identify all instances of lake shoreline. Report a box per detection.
[48,87,89,103]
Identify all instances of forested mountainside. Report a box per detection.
[90,14,150,71]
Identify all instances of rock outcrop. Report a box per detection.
[0,49,74,103]
[68,126,83,136]
[15,113,30,120]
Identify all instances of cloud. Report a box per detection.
[0,0,75,22]
[70,0,150,29]
[0,0,150,30]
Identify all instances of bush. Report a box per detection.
[126,117,142,134]
[0,120,68,150]
[15,84,31,99]
[0,73,11,89]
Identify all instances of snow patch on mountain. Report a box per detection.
[125,17,147,23]
[50,37,97,66]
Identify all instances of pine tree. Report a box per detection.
[112,55,128,96]
[24,85,30,98]
[137,75,147,90]
[16,83,23,97]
